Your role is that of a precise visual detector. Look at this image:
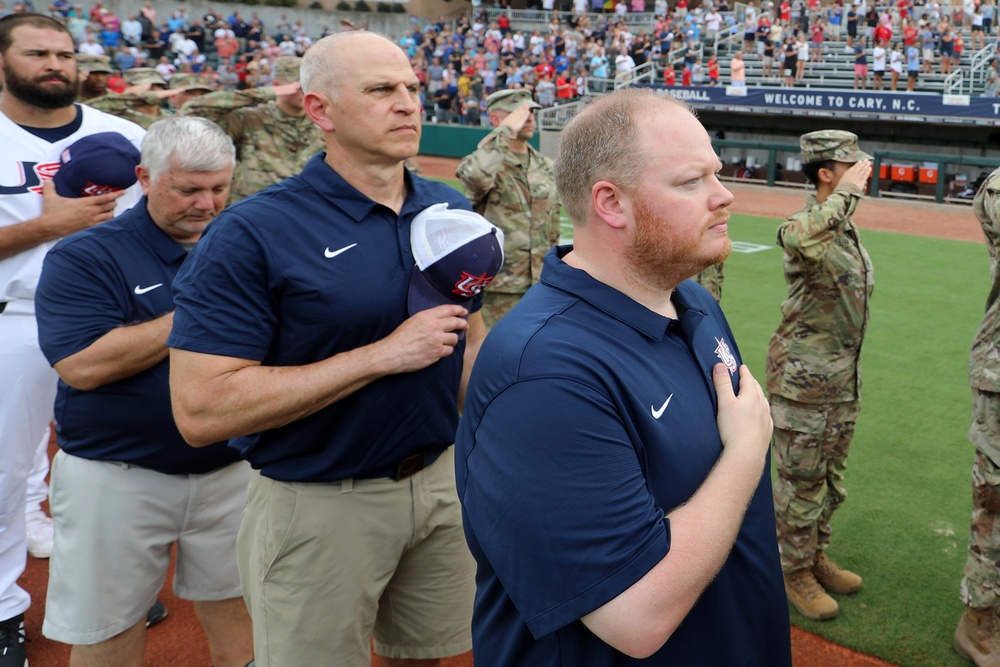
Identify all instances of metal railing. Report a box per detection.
[944,66,965,95]
[623,60,657,86]
[482,6,658,29]
[585,74,616,93]
[667,40,702,69]
[970,44,995,94]
[712,23,744,56]
[583,60,657,95]
[536,98,589,130]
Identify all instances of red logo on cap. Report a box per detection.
[452,271,494,298]
[81,182,123,197]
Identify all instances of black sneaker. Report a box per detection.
[145,600,168,628]
[0,613,27,667]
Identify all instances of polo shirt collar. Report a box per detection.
[132,197,190,265]
[541,246,709,341]
[299,153,444,223]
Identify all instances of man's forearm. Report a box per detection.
[169,342,391,446]
[0,216,63,261]
[171,305,470,446]
[581,444,767,658]
[54,312,174,391]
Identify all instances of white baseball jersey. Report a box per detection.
[0,104,145,303]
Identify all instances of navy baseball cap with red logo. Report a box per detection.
[407,203,505,317]
[52,132,141,198]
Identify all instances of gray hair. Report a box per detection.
[301,30,397,99]
[554,88,693,225]
[141,116,235,182]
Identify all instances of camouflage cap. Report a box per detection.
[273,56,301,84]
[76,53,113,74]
[800,130,873,165]
[124,67,167,87]
[486,88,541,114]
[169,73,214,92]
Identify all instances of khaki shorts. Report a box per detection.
[43,452,250,645]
[238,446,474,667]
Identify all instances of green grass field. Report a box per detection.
[442,173,990,666]
[723,214,986,667]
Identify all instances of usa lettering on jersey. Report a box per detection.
[0,161,60,196]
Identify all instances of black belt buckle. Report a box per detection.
[392,452,426,481]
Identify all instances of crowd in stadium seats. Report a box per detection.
[8,0,1000,123]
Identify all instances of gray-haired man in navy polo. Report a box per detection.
[35,117,253,667]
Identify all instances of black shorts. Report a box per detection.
[908,70,918,79]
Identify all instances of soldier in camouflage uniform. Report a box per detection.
[86,67,169,129]
[692,261,725,301]
[955,167,1000,667]
[181,57,322,204]
[766,130,874,622]
[167,73,214,111]
[75,54,112,102]
[456,88,562,328]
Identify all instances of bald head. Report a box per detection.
[301,30,404,99]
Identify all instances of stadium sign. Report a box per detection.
[639,84,1000,122]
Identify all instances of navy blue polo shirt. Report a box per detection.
[455,246,791,666]
[35,199,238,475]
[168,154,475,482]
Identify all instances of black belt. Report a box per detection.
[361,449,446,482]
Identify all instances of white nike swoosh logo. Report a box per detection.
[133,283,164,295]
[324,243,357,258]
[651,394,674,420]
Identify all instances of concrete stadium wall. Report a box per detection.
[421,123,540,159]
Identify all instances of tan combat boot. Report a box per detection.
[955,607,1000,667]
[811,552,863,595]
[784,569,839,620]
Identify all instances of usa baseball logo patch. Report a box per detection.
[451,271,494,298]
[715,337,738,375]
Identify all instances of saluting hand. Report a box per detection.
[840,159,873,191]
[499,103,535,133]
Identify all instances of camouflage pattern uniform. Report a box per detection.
[692,261,725,301]
[960,166,1000,612]
[86,68,170,129]
[181,58,322,204]
[456,89,561,328]
[766,130,874,574]
[86,92,164,129]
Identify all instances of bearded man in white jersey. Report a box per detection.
[0,14,145,667]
